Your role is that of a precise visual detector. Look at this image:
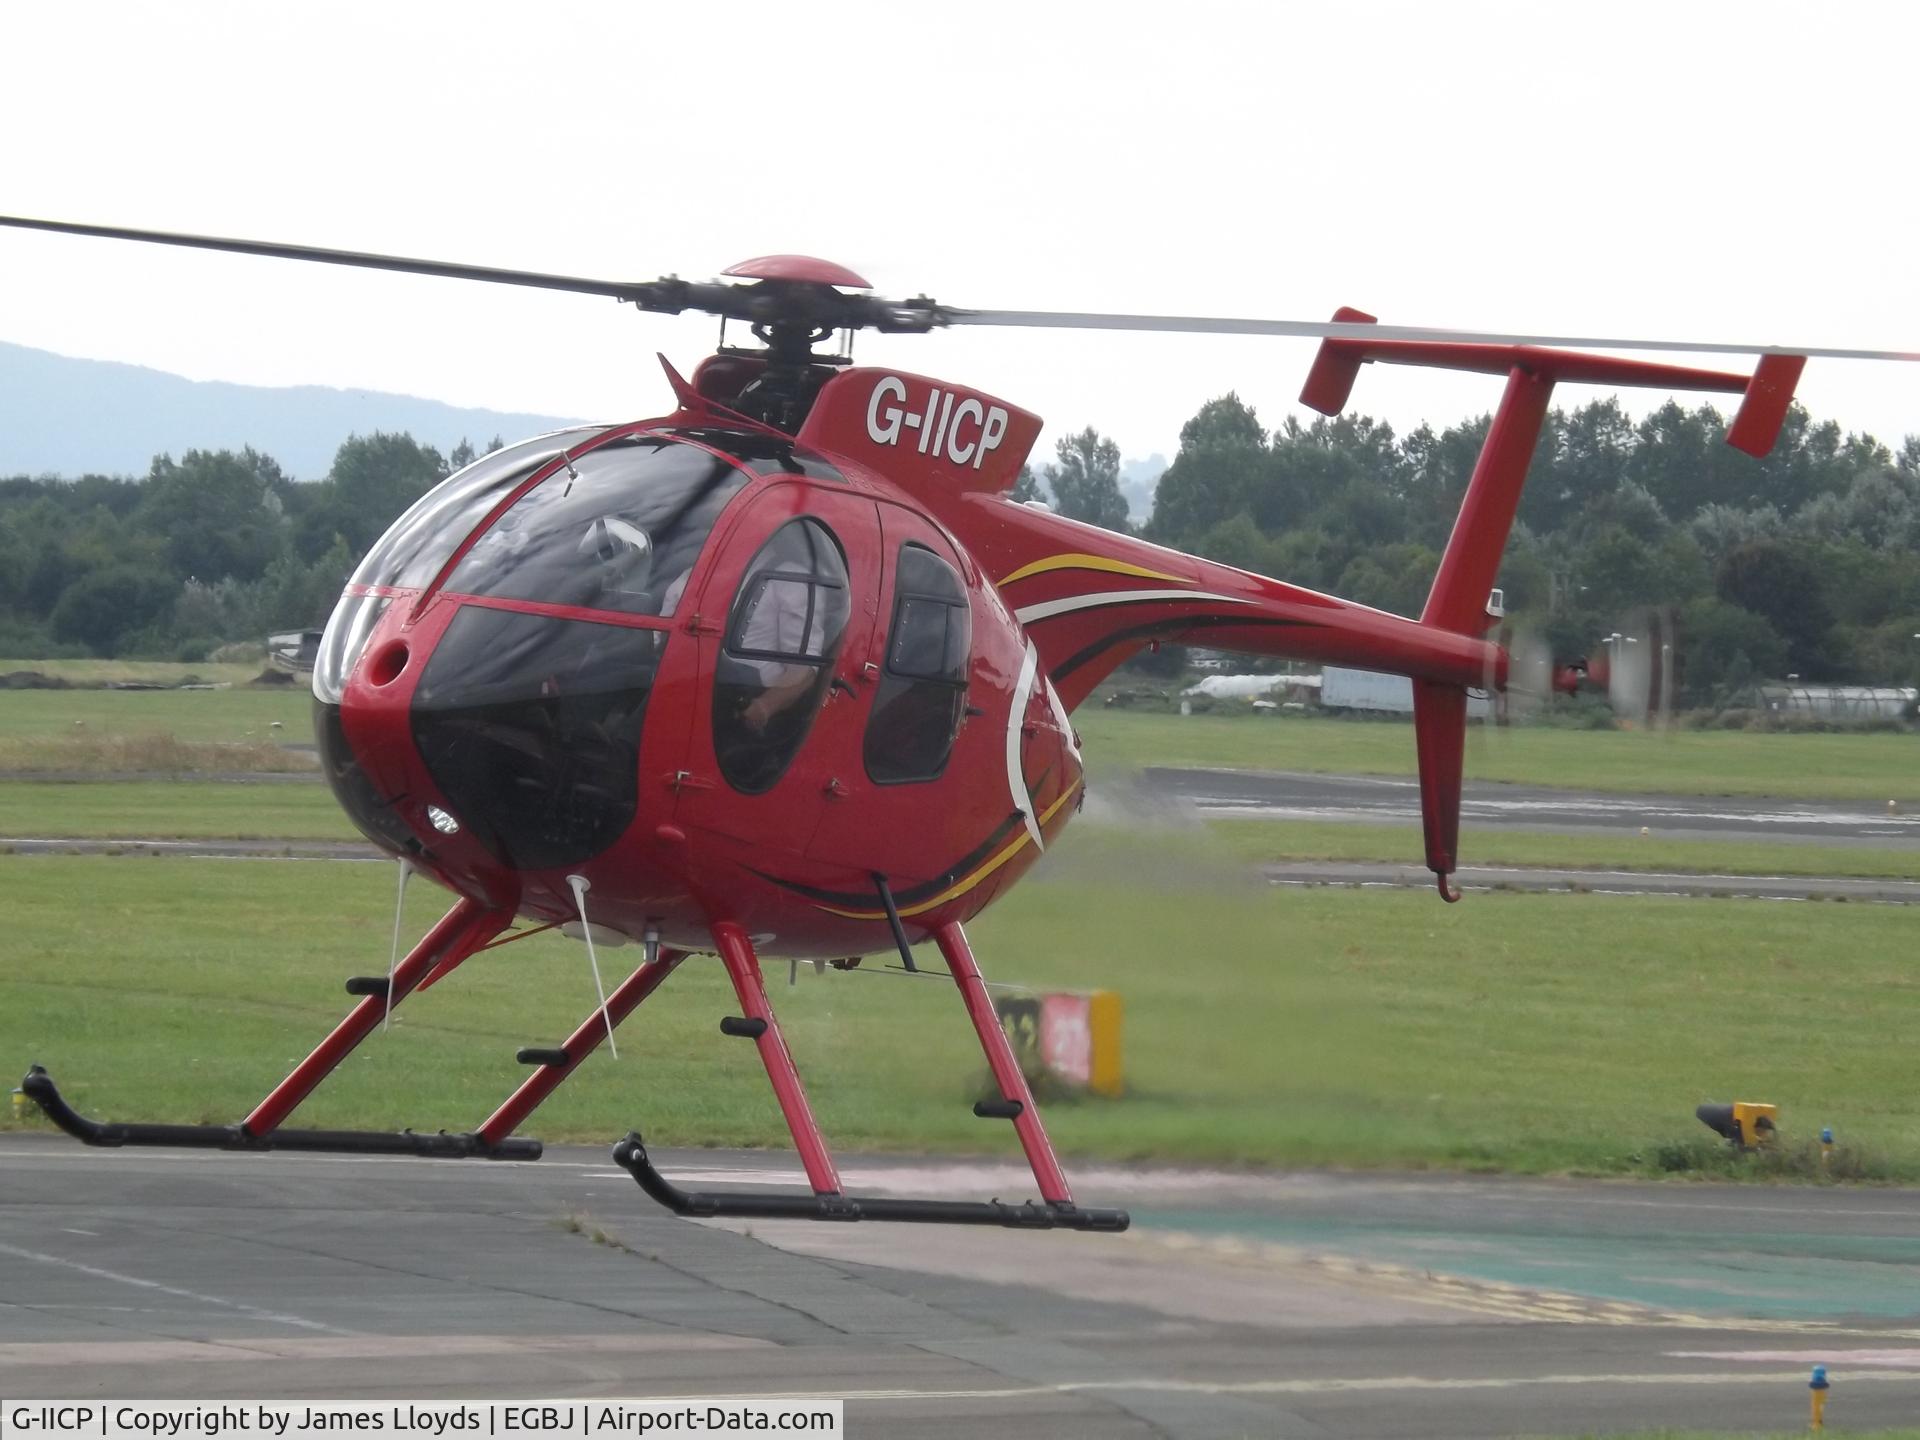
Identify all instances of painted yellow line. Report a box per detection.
[817,783,1081,920]
[996,552,1189,587]
[1132,1229,1920,1336]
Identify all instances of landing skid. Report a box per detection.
[20,899,1126,1232]
[612,1129,1127,1230]
[611,919,1128,1232]
[18,897,550,1161]
[21,1066,537,1158]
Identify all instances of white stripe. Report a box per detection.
[315,1370,1920,1405]
[1014,589,1256,624]
[1006,642,1043,853]
[0,1240,350,1335]
[1672,1348,1920,1367]
[1041,667,1076,757]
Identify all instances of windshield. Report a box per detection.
[411,607,662,870]
[349,428,605,592]
[443,435,750,618]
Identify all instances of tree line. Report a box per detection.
[5,397,1918,705]
[0,434,497,659]
[1020,399,1920,703]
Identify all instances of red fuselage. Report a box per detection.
[318,414,1086,959]
[316,357,1509,958]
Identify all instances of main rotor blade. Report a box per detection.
[0,214,653,301]
[10,214,1915,363]
[949,308,1920,364]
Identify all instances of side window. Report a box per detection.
[865,544,971,784]
[712,518,851,794]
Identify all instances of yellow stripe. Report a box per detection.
[817,782,1082,920]
[997,552,1189,587]
[1034,780,1080,827]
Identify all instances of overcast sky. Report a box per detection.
[3,1,1916,471]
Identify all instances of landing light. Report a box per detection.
[426,805,461,836]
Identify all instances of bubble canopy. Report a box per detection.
[313,433,760,870]
[445,436,749,617]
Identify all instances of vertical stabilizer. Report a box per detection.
[1297,312,1806,896]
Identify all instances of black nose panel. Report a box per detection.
[315,700,424,858]
[410,606,664,871]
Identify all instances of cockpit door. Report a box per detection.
[671,483,881,853]
[807,503,1009,887]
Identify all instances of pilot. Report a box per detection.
[661,565,821,735]
[735,578,820,733]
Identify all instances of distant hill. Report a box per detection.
[0,341,585,479]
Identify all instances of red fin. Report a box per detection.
[1299,307,1377,415]
[1726,354,1806,457]
[656,352,703,411]
[1412,679,1466,895]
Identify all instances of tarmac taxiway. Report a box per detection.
[4,1140,1918,1437]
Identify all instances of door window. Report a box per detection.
[864,544,971,784]
[712,518,851,794]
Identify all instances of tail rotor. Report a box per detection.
[1588,608,1679,731]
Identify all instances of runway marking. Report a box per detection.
[0,1240,350,1336]
[1534,1192,1920,1221]
[1121,1231,1605,1324]
[1036,1369,1920,1397]
[1128,1230,1920,1335]
[422,1371,1920,1404]
[6,1348,1919,1400]
[1671,1348,1920,1367]
[9,1142,1918,1221]
[0,1332,773,1368]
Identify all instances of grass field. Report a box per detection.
[6,835,1916,1178]
[0,733,316,774]
[0,686,314,742]
[1211,818,1920,881]
[2,775,1913,881]
[0,657,273,687]
[0,780,356,840]
[1074,709,1920,803]
[2,681,1916,801]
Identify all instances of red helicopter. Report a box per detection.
[3,215,1864,1232]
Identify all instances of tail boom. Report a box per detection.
[959,495,1506,708]
[933,313,1806,900]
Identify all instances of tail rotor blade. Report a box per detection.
[1601,608,1679,729]
[1506,626,1555,723]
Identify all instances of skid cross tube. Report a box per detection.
[613,920,1128,1230]
[933,920,1075,1204]
[475,949,687,1148]
[713,922,843,1193]
[243,898,507,1136]
[21,897,535,1160]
